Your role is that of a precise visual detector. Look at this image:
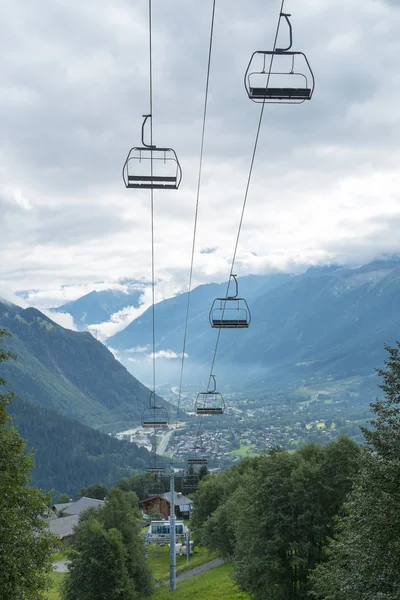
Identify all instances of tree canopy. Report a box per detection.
[310,343,400,600]
[192,438,361,600]
[62,487,153,600]
[0,329,57,599]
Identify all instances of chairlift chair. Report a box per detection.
[187,457,208,465]
[142,406,169,428]
[146,481,165,497]
[142,392,169,428]
[145,470,165,497]
[181,473,199,493]
[188,442,208,464]
[209,274,251,329]
[123,114,182,189]
[244,13,315,104]
[195,375,225,415]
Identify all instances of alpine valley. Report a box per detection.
[2,257,400,496]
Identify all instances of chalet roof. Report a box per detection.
[49,515,79,539]
[63,497,104,516]
[52,502,73,512]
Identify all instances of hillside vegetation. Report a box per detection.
[0,300,172,432]
[7,397,152,499]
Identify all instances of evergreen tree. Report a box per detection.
[311,344,400,600]
[0,329,57,599]
[198,464,209,481]
[361,342,400,459]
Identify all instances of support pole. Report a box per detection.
[186,528,190,563]
[169,472,176,591]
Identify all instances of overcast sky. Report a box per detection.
[1,0,399,324]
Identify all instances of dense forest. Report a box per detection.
[7,396,156,500]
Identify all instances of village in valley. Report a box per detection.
[116,379,368,468]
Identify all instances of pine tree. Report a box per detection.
[311,344,400,600]
[361,342,400,459]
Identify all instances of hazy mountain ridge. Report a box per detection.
[54,286,146,330]
[105,259,400,387]
[108,273,292,352]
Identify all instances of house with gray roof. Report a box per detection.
[49,515,79,541]
[62,497,104,516]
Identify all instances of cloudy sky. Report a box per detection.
[1,0,399,327]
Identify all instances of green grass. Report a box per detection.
[148,545,218,581]
[44,546,220,598]
[228,445,260,458]
[52,549,68,562]
[149,563,250,600]
[44,572,64,600]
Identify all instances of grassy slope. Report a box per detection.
[45,551,237,600]
[45,572,64,600]
[150,564,250,600]
[147,545,218,581]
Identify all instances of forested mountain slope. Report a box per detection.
[0,300,172,432]
[7,397,152,499]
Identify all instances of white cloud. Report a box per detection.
[41,309,77,331]
[126,345,151,354]
[0,0,399,304]
[88,304,147,341]
[146,350,188,360]
[20,281,138,310]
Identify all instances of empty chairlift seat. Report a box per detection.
[122,114,182,189]
[209,274,251,329]
[188,443,208,465]
[145,479,165,497]
[142,406,169,428]
[187,456,208,465]
[194,376,225,415]
[181,474,199,493]
[146,466,165,474]
[244,12,315,104]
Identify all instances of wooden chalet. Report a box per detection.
[140,491,193,520]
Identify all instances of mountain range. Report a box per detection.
[3,256,400,495]
[54,284,146,330]
[95,259,400,390]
